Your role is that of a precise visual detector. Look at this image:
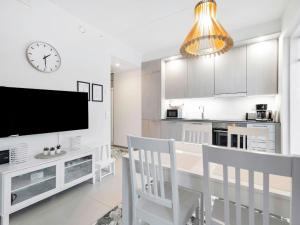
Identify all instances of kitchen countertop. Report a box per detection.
[161,118,280,124]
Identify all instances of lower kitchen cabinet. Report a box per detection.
[160,121,183,141]
[142,120,161,138]
[247,123,281,153]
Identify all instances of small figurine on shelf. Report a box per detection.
[56,144,62,154]
[50,147,56,156]
[43,147,49,156]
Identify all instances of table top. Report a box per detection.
[124,141,291,197]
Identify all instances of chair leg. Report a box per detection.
[99,166,102,182]
[112,161,116,176]
[195,193,204,225]
[200,192,204,225]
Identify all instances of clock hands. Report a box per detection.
[43,54,51,70]
[43,54,51,60]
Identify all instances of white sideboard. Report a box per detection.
[0,147,95,225]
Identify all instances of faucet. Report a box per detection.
[199,106,205,119]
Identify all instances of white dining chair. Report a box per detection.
[203,145,300,225]
[182,123,212,144]
[227,126,269,150]
[127,136,199,225]
[95,144,115,182]
[181,122,212,224]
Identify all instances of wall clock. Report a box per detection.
[26,41,61,73]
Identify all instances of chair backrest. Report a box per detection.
[228,126,269,150]
[203,145,300,225]
[127,136,179,223]
[96,144,111,162]
[182,123,212,144]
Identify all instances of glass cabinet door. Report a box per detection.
[11,166,56,206]
[64,155,92,184]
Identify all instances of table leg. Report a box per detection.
[122,157,132,225]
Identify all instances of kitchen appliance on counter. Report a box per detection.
[166,108,182,118]
[246,104,273,121]
[256,104,273,121]
[245,112,256,121]
[166,104,183,119]
[256,104,267,121]
[212,122,247,148]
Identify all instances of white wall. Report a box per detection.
[0,0,141,155]
[163,95,279,121]
[290,33,300,155]
[113,69,142,147]
[279,0,300,155]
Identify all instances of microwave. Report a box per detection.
[166,109,182,118]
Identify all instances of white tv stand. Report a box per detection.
[0,147,95,225]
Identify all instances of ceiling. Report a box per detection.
[52,0,289,60]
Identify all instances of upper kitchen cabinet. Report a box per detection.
[187,56,215,98]
[214,46,247,95]
[247,39,278,95]
[165,58,188,99]
[142,59,161,120]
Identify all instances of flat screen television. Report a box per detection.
[0,87,89,138]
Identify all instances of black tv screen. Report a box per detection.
[0,87,89,137]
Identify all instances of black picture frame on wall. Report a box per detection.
[77,81,90,101]
[92,83,103,102]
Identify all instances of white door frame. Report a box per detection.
[289,25,300,154]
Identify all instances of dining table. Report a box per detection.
[122,142,291,225]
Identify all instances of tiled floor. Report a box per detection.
[10,159,123,225]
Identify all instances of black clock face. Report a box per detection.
[27,42,61,73]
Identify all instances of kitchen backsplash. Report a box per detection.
[162,95,279,120]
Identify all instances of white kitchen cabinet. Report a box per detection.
[214,46,247,95]
[247,123,280,153]
[165,58,188,99]
[247,39,278,95]
[142,119,161,138]
[142,60,161,120]
[160,121,182,141]
[187,57,215,98]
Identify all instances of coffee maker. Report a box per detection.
[256,104,271,121]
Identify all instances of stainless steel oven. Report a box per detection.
[212,122,247,148]
[213,122,228,147]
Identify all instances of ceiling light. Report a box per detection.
[115,63,120,67]
[180,0,233,57]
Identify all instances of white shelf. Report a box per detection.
[0,146,94,175]
[65,159,92,169]
[12,175,56,192]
